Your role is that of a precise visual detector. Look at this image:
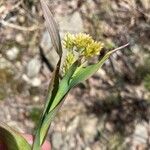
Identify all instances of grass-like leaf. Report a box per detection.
[69,43,129,88]
[32,1,129,149]
[32,1,63,149]
[32,59,61,150]
[34,60,79,147]
[40,0,62,57]
[0,123,31,150]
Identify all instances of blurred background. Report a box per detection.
[0,0,150,149]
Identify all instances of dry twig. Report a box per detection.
[0,20,42,31]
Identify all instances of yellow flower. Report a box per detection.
[63,52,76,73]
[74,33,93,51]
[62,32,104,74]
[83,41,104,58]
[63,33,75,50]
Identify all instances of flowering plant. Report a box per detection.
[0,0,128,150]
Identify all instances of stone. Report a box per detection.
[67,116,79,133]
[105,122,114,132]
[40,30,59,68]
[96,69,106,77]
[6,47,19,61]
[0,5,5,14]
[22,74,41,87]
[33,96,40,102]
[26,57,41,78]
[40,31,52,51]
[85,147,91,150]
[52,132,63,149]
[68,136,76,149]
[61,143,69,150]
[58,12,83,35]
[91,142,102,150]
[134,124,148,143]
[132,122,148,144]
[131,44,140,54]
[30,78,41,87]
[80,115,98,143]
[16,33,24,43]
[140,0,150,10]
[0,57,13,69]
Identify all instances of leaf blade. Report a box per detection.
[34,61,79,146]
[0,123,31,150]
[69,43,129,87]
[40,0,62,57]
[69,50,117,88]
[32,59,61,150]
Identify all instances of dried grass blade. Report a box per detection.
[40,0,62,57]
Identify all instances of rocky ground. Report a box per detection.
[0,0,150,149]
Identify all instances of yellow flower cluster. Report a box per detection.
[83,41,104,58]
[63,33,104,73]
[74,33,93,50]
[63,33,103,58]
[63,52,76,73]
[63,33,75,50]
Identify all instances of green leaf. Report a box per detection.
[42,59,61,116]
[37,50,116,146]
[69,50,117,88]
[32,1,63,148]
[36,60,79,146]
[32,59,61,150]
[32,43,129,149]
[33,99,64,148]
[49,60,79,111]
[39,98,65,145]
[0,123,31,150]
[69,43,129,88]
